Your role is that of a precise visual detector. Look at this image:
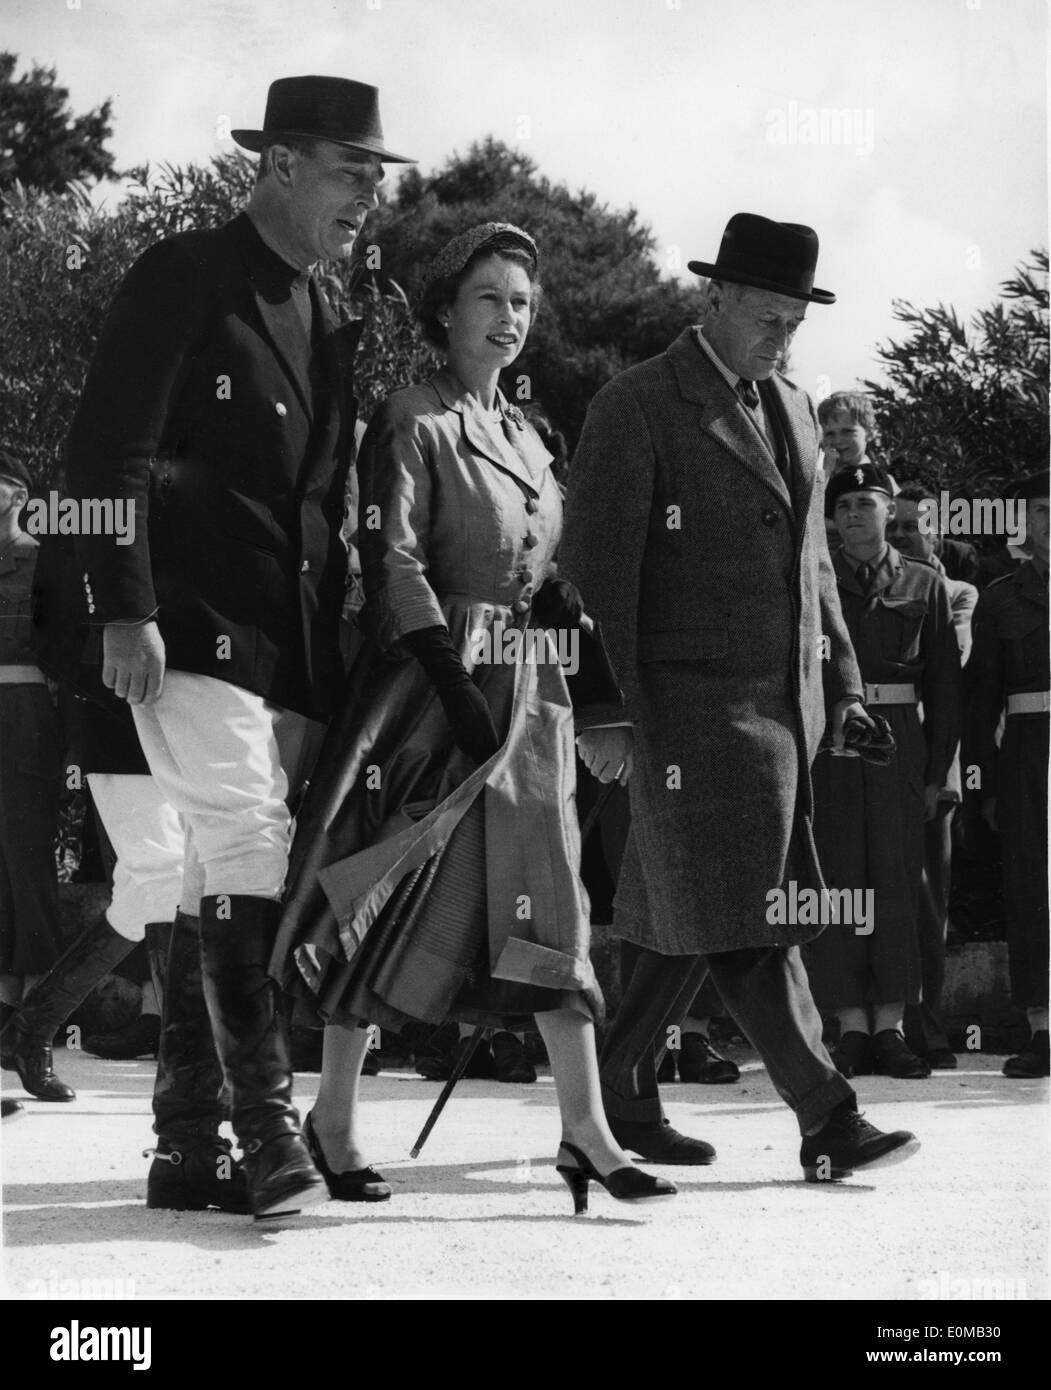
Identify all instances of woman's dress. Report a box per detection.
[271,369,601,1031]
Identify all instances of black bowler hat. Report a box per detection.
[825,463,894,517]
[0,447,31,489]
[689,213,835,305]
[232,76,414,163]
[1004,469,1050,502]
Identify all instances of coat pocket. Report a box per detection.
[638,628,729,662]
[876,597,926,662]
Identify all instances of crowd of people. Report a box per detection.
[0,76,1046,1222]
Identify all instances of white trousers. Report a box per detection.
[131,673,323,916]
[86,774,184,942]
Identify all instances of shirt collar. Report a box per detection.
[842,543,891,576]
[693,327,741,391]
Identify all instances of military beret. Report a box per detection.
[0,448,31,489]
[1004,470,1050,502]
[825,462,894,517]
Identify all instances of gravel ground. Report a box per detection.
[2,1048,1046,1301]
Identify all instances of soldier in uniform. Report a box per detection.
[0,450,65,1050]
[965,471,1049,1078]
[805,465,962,1079]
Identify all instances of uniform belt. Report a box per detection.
[1006,691,1051,715]
[864,682,917,706]
[0,665,47,685]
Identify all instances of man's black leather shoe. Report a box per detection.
[925,1047,958,1070]
[872,1029,931,1079]
[800,1099,919,1181]
[678,1032,740,1084]
[1002,1031,1050,1078]
[609,1117,716,1165]
[832,1030,873,1079]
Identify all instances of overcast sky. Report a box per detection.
[6,0,1047,393]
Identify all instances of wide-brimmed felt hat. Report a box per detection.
[232,76,414,163]
[825,463,894,516]
[689,212,835,304]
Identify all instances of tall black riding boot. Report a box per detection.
[199,895,325,1220]
[145,912,250,1213]
[0,913,135,1100]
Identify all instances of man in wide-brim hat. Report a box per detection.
[560,212,922,1180]
[6,76,413,1221]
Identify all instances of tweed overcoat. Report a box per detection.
[558,328,863,954]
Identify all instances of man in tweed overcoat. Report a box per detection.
[559,215,919,1179]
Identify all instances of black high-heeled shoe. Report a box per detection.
[555,1140,677,1215]
[303,1111,392,1202]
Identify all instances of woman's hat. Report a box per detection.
[232,76,414,163]
[688,213,835,305]
[423,222,539,288]
[825,463,894,516]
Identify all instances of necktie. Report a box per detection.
[856,562,874,593]
[737,379,760,410]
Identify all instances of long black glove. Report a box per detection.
[401,625,500,765]
[818,711,896,766]
[530,577,583,629]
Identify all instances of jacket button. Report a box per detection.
[523,532,538,548]
[87,603,96,614]
[300,560,310,573]
[525,498,539,515]
[518,569,534,584]
[275,402,287,417]
[761,509,779,526]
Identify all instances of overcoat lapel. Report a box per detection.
[764,374,818,527]
[667,330,792,512]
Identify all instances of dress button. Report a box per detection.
[525,498,539,515]
[300,560,311,573]
[761,509,779,526]
[275,402,287,417]
[512,599,530,615]
[518,569,534,584]
[523,532,538,549]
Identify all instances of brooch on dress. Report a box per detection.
[502,403,526,431]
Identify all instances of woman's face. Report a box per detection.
[442,254,533,375]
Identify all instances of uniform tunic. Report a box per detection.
[272,370,601,1030]
[0,532,62,973]
[965,559,1049,1006]
[805,545,962,1007]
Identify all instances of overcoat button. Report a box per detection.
[761,509,779,526]
[525,498,539,515]
[275,402,287,417]
[300,560,310,573]
[523,532,538,548]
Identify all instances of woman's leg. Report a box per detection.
[535,1007,632,1176]
[309,1023,375,1170]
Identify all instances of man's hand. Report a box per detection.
[576,726,634,785]
[103,620,166,705]
[830,698,874,751]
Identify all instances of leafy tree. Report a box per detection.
[0,52,118,193]
[862,249,1049,495]
[361,137,705,445]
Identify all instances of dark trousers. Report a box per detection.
[600,939,853,1135]
[905,801,954,1053]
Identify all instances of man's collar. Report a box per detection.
[841,542,891,575]
[693,327,740,390]
[240,211,311,284]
